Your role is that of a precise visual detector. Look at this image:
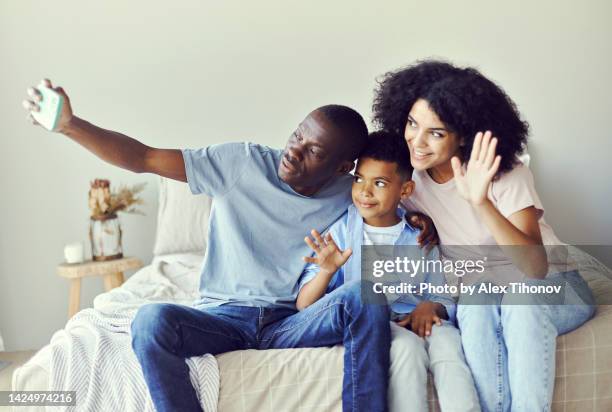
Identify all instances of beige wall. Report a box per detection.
[1,0,611,350]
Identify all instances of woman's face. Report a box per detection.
[404,99,461,176]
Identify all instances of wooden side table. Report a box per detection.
[57,256,143,319]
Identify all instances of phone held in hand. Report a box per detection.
[32,86,64,131]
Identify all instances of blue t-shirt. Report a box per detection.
[182,142,353,308]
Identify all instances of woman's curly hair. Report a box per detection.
[372,60,529,176]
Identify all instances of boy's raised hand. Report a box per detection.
[303,230,352,275]
[451,131,502,206]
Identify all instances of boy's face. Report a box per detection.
[352,157,414,227]
[278,109,354,196]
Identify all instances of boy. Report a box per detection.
[297,131,480,412]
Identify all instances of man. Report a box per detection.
[24,79,400,412]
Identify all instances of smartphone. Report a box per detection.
[31,86,64,131]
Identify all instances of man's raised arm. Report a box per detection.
[22,79,186,182]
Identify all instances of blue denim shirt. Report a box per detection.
[299,204,457,322]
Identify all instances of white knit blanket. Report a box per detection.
[47,254,219,412]
[47,308,218,412]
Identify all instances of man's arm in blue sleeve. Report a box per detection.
[181,142,252,197]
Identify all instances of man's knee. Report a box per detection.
[131,303,179,350]
[360,279,387,304]
[332,280,390,322]
[132,303,170,333]
[336,280,387,305]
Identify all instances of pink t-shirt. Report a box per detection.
[402,163,567,285]
[403,163,560,246]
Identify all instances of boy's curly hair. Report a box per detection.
[359,131,413,180]
[372,60,529,176]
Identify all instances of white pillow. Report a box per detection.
[153,177,212,256]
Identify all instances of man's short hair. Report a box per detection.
[359,131,413,179]
[317,104,368,161]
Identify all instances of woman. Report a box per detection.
[372,60,596,411]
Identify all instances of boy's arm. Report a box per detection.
[24,79,186,182]
[296,266,338,311]
[296,218,351,311]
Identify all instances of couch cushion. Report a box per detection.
[551,264,612,411]
[153,177,212,256]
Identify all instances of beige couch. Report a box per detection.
[212,268,612,412]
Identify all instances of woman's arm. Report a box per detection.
[474,201,548,277]
[452,131,548,278]
[405,212,439,248]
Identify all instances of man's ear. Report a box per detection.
[400,180,415,199]
[336,160,355,175]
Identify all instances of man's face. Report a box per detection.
[278,110,352,196]
[351,157,414,227]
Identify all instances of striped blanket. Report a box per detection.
[47,308,219,412]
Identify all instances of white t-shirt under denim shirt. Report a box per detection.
[402,163,570,286]
[363,220,405,246]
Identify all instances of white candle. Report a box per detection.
[64,242,84,264]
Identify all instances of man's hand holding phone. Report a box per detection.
[22,79,73,132]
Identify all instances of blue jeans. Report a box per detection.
[457,271,596,412]
[131,281,391,412]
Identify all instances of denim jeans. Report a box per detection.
[457,270,596,412]
[131,280,391,412]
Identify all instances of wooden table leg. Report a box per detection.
[103,271,125,291]
[68,278,81,319]
[114,271,125,288]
